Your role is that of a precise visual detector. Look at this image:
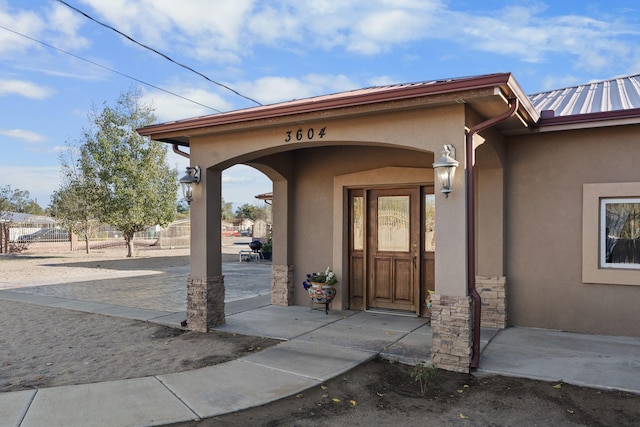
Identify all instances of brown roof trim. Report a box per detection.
[538,107,640,127]
[138,73,517,137]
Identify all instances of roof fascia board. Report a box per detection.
[505,74,540,123]
[139,73,518,137]
[138,87,507,146]
[537,108,640,132]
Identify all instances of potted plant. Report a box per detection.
[260,237,272,260]
[303,267,337,314]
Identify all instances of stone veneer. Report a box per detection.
[477,276,507,329]
[271,265,294,306]
[186,275,225,332]
[430,294,473,373]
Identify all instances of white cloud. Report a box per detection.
[0,164,61,206]
[0,1,89,57]
[238,74,360,105]
[79,0,254,62]
[64,0,640,78]
[539,75,582,92]
[0,2,45,55]
[47,2,91,51]
[459,6,640,70]
[141,86,233,122]
[0,129,47,143]
[367,75,400,86]
[0,79,54,99]
[222,174,253,185]
[52,145,68,153]
[348,8,435,55]
[222,165,272,208]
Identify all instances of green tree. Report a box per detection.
[221,198,234,220]
[80,87,178,257]
[50,143,101,254]
[0,185,44,214]
[235,203,256,220]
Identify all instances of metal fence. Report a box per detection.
[0,219,191,253]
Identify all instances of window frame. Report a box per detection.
[599,197,640,270]
[583,183,640,285]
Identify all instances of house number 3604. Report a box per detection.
[284,127,326,142]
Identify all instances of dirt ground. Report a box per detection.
[0,298,280,392]
[2,251,640,426]
[199,359,640,427]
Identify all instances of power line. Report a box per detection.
[57,0,263,106]
[0,24,222,113]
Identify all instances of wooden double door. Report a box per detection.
[348,186,435,315]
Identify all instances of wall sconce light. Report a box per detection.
[432,144,459,198]
[179,166,201,204]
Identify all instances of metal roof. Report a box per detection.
[529,74,640,117]
[138,72,540,143]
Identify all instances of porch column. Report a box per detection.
[431,163,473,373]
[187,167,225,332]
[271,178,294,305]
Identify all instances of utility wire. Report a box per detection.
[0,24,222,113]
[57,0,263,106]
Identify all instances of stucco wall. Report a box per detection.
[289,145,432,307]
[505,125,640,336]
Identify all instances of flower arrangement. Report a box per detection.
[302,267,337,290]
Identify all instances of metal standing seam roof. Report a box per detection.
[138,72,538,140]
[138,73,640,141]
[529,74,640,117]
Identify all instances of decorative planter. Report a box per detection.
[308,282,336,303]
[308,282,336,314]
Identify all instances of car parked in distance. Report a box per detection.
[17,229,70,243]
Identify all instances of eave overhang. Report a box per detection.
[138,72,540,146]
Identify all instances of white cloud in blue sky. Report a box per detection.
[1,0,640,208]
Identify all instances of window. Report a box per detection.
[377,195,410,252]
[600,198,640,269]
[583,183,640,286]
[424,194,435,252]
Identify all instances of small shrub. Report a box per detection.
[410,361,438,396]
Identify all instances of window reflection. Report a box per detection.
[353,196,363,250]
[425,194,435,252]
[378,196,410,252]
[602,199,640,268]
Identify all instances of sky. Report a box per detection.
[2,0,640,210]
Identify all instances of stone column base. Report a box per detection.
[186,275,225,332]
[271,265,294,306]
[477,276,507,329]
[430,294,473,373]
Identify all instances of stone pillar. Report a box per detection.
[186,275,225,332]
[271,264,294,306]
[430,294,473,373]
[477,276,507,329]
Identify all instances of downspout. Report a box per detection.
[467,98,519,369]
[173,144,190,159]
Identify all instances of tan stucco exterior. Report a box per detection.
[505,125,640,336]
[139,72,640,370]
[188,103,475,303]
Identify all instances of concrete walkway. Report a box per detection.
[0,293,437,427]
[1,255,640,426]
